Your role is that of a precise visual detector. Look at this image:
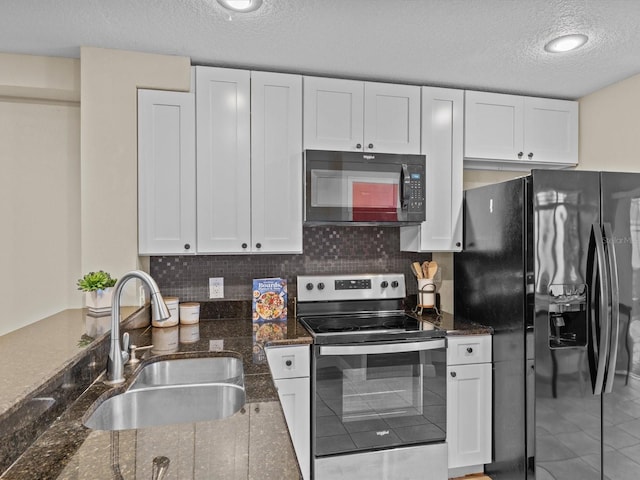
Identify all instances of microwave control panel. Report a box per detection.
[404,168,425,213]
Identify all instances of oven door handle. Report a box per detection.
[319,339,446,356]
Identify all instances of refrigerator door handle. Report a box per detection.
[587,223,611,395]
[603,223,620,394]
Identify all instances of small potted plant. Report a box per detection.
[77,270,118,314]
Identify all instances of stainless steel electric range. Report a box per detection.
[297,273,449,480]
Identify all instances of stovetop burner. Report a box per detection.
[317,324,357,333]
[298,312,443,344]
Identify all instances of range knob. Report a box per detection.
[391,280,399,288]
[305,283,314,291]
[381,281,389,288]
[317,282,325,290]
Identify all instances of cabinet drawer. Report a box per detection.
[447,335,491,365]
[266,345,310,379]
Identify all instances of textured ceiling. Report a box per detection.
[2,0,640,99]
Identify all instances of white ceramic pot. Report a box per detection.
[85,288,113,314]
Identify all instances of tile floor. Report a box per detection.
[536,374,640,479]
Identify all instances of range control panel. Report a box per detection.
[297,273,406,302]
[335,279,371,290]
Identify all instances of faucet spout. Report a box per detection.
[105,270,170,385]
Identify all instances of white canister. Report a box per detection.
[179,302,200,324]
[151,326,179,353]
[180,324,200,343]
[152,296,179,327]
[417,279,436,308]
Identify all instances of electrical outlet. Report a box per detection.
[209,277,224,299]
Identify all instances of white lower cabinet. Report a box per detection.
[447,335,492,477]
[266,345,310,480]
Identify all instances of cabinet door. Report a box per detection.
[251,72,303,254]
[196,67,251,253]
[273,377,311,480]
[400,87,463,252]
[464,90,524,161]
[303,76,364,151]
[524,97,578,165]
[364,82,421,154]
[138,89,196,255]
[447,362,492,469]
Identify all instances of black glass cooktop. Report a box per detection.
[298,313,444,345]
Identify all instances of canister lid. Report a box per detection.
[180,302,200,308]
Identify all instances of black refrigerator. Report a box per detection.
[454,169,640,480]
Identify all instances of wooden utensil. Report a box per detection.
[427,260,438,279]
[421,261,430,279]
[412,262,423,279]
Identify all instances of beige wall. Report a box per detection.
[0,49,190,337]
[3,46,640,333]
[80,47,191,307]
[578,73,640,173]
[0,53,81,336]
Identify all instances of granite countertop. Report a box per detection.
[412,310,494,336]
[0,306,139,418]
[1,312,312,480]
[0,300,488,480]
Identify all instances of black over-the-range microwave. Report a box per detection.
[303,150,426,226]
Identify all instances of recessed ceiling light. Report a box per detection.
[216,0,263,13]
[544,34,589,53]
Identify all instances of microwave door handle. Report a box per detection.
[603,223,620,394]
[400,163,410,211]
[319,339,446,356]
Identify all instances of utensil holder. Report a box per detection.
[415,279,440,315]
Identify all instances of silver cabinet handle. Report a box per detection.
[320,339,445,356]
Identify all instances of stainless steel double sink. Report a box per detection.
[84,356,245,431]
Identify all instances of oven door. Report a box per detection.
[304,150,425,225]
[312,338,447,459]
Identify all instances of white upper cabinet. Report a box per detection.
[138,89,196,255]
[196,67,303,254]
[401,87,463,252]
[363,82,421,154]
[303,76,363,152]
[304,76,420,154]
[464,90,578,170]
[196,67,252,254]
[524,96,579,164]
[250,71,303,254]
